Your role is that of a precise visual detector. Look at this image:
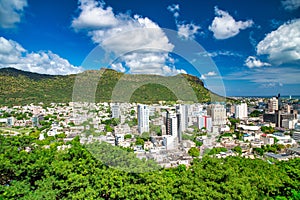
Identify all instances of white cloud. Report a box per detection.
[72,0,118,30]
[207,71,217,76]
[0,0,27,28]
[256,19,300,65]
[72,0,182,76]
[244,56,271,68]
[111,63,125,72]
[177,22,201,39]
[281,0,300,11]
[0,37,83,75]
[199,50,242,58]
[209,7,254,39]
[200,71,217,80]
[167,3,201,40]
[167,4,180,18]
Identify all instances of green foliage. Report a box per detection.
[140,132,150,141]
[68,122,75,127]
[223,132,233,137]
[253,144,286,155]
[253,147,265,156]
[234,131,244,140]
[130,110,135,116]
[228,118,240,130]
[124,134,132,139]
[104,124,113,132]
[188,147,200,157]
[261,126,275,134]
[195,140,203,147]
[126,118,138,127]
[29,129,40,139]
[135,137,144,146]
[0,135,300,199]
[150,124,161,135]
[250,110,263,117]
[232,146,242,155]
[207,147,228,155]
[56,133,66,139]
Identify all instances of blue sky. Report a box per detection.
[0,0,299,97]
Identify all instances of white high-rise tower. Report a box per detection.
[138,104,149,134]
[235,103,248,119]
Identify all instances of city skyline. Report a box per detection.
[0,0,299,96]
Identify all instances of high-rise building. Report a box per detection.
[198,115,212,132]
[176,104,189,132]
[268,97,278,113]
[166,111,178,137]
[207,104,226,126]
[235,103,248,119]
[138,104,149,134]
[111,103,120,119]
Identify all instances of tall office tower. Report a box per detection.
[235,103,248,119]
[268,97,278,113]
[176,104,189,132]
[207,104,226,126]
[198,115,212,132]
[275,110,281,128]
[138,104,149,134]
[176,112,182,143]
[166,111,178,137]
[277,93,282,111]
[111,103,120,119]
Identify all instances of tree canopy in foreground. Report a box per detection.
[0,135,299,199]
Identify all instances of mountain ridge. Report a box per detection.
[0,67,225,105]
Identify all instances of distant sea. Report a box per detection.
[230,95,300,100]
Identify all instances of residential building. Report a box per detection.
[198,115,212,132]
[138,104,149,134]
[163,135,178,150]
[176,104,189,132]
[268,97,278,113]
[111,103,120,119]
[207,104,226,126]
[235,103,248,119]
[166,111,178,137]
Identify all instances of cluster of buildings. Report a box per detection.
[0,94,300,166]
[263,95,298,129]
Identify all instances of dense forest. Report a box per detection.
[0,67,224,106]
[0,135,299,199]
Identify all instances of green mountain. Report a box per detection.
[0,67,225,106]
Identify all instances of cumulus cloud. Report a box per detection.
[0,0,27,28]
[72,0,182,76]
[209,7,254,39]
[256,19,300,65]
[281,0,300,11]
[177,22,201,39]
[72,0,117,30]
[244,56,271,68]
[0,37,83,75]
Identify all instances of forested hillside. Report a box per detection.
[0,67,223,106]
